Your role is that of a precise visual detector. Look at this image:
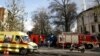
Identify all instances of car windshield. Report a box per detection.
[22,36,30,42]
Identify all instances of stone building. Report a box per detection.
[0,7,9,31]
[77,5,100,34]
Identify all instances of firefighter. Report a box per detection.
[70,43,76,51]
[78,44,85,53]
[47,40,51,48]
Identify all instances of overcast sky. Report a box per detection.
[0,0,91,31]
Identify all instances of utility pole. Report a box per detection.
[81,0,87,33]
[83,0,86,10]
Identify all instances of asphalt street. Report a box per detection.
[0,47,100,56]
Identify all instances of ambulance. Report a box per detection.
[0,31,38,54]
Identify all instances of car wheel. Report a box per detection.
[66,44,71,48]
[87,44,93,49]
[20,49,27,55]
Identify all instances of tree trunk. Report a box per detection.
[65,17,70,32]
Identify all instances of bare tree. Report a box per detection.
[6,0,26,31]
[49,0,77,32]
[31,8,51,35]
[94,0,100,5]
[88,0,100,6]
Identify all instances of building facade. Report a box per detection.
[77,6,100,34]
[0,7,8,31]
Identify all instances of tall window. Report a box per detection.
[94,13,97,22]
[82,16,84,26]
[91,25,95,33]
[84,26,86,31]
[98,24,100,32]
[81,27,82,33]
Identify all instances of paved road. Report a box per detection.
[0,47,100,56]
[34,47,100,56]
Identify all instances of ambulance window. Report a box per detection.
[4,35,12,43]
[22,36,30,42]
[15,35,21,42]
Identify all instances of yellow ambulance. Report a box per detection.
[0,31,38,54]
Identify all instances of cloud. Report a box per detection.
[0,5,3,7]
